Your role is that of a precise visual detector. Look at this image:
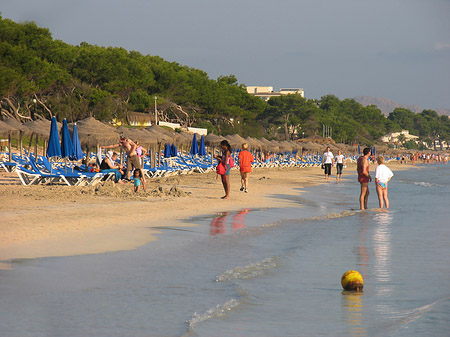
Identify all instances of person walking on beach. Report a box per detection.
[102,135,141,180]
[215,140,232,199]
[335,150,345,183]
[322,146,334,180]
[238,143,254,193]
[374,156,393,208]
[357,147,372,210]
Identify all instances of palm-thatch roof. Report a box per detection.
[204,134,225,146]
[0,120,16,137]
[24,119,60,138]
[298,141,322,151]
[145,126,174,143]
[173,132,194,145]
[224,134,247,148]
[126,112,154,125]
[71,117,119,148]
[2,118,31,135]
[117,126,157,145]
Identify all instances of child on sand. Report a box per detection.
[375,156,393,208]
[133,169,146,193]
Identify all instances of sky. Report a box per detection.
[2,0,450,110]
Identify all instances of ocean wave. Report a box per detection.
[373,297,450,336]
[186,298,240,329]
[216,257,279,282]
[413,181,436,187]
[263,210,360,228]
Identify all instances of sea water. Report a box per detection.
[1,164,449,337]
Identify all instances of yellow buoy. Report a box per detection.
[341,270,364,291]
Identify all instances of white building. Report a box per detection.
[246,86,304,101]
[380,130,419,143]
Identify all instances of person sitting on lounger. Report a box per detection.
[100,151,125,184]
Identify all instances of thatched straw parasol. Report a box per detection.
[72,117,119,148]
[258,138,278,151]
[0,120,16,137]
[224,134,247,148]
[145,126,174,143]
[173,132,194,145]
[24,119,59,138]
[286,140,303,151]
[204,133,225,146]
[244,136,262,149]
[277,141,294,152]
[117,126,157,145]
[300,141,322,152]
[2,118,31,135]
[147,125,177,137]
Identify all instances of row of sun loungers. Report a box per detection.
[1,151,375,186]
[1,154,114,186]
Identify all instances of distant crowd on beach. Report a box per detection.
[400,152,449,165]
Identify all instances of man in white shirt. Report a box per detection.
[322,146,334,180]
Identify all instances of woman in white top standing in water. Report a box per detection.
[375,156,394,208]
[322,146,334,180]
[334,150,345,183]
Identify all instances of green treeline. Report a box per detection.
[1,16,449,146]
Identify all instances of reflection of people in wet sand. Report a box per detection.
[210,212,228,235]
[232,209,249,230]
[238,143,254,193]
[374,156,394,209]
[357,147,372,210]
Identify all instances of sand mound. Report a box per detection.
[85,181,190,199]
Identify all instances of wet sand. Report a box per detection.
[0,161,413,263]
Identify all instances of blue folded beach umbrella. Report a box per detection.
[372,146,376,157]
[358,144,361,155]
[61,119,74,158]
[199,135,206,156]
[71,123,84,160]
[164,143,171,158]
[171,143,177,157]
[46,116,62,158]
[190,133,198,155]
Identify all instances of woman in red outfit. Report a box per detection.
[238,143,254,193]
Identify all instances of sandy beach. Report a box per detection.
[0,161,413,264]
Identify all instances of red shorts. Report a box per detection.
[358,175,369,184]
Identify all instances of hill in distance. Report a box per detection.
[353,96,450,117]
